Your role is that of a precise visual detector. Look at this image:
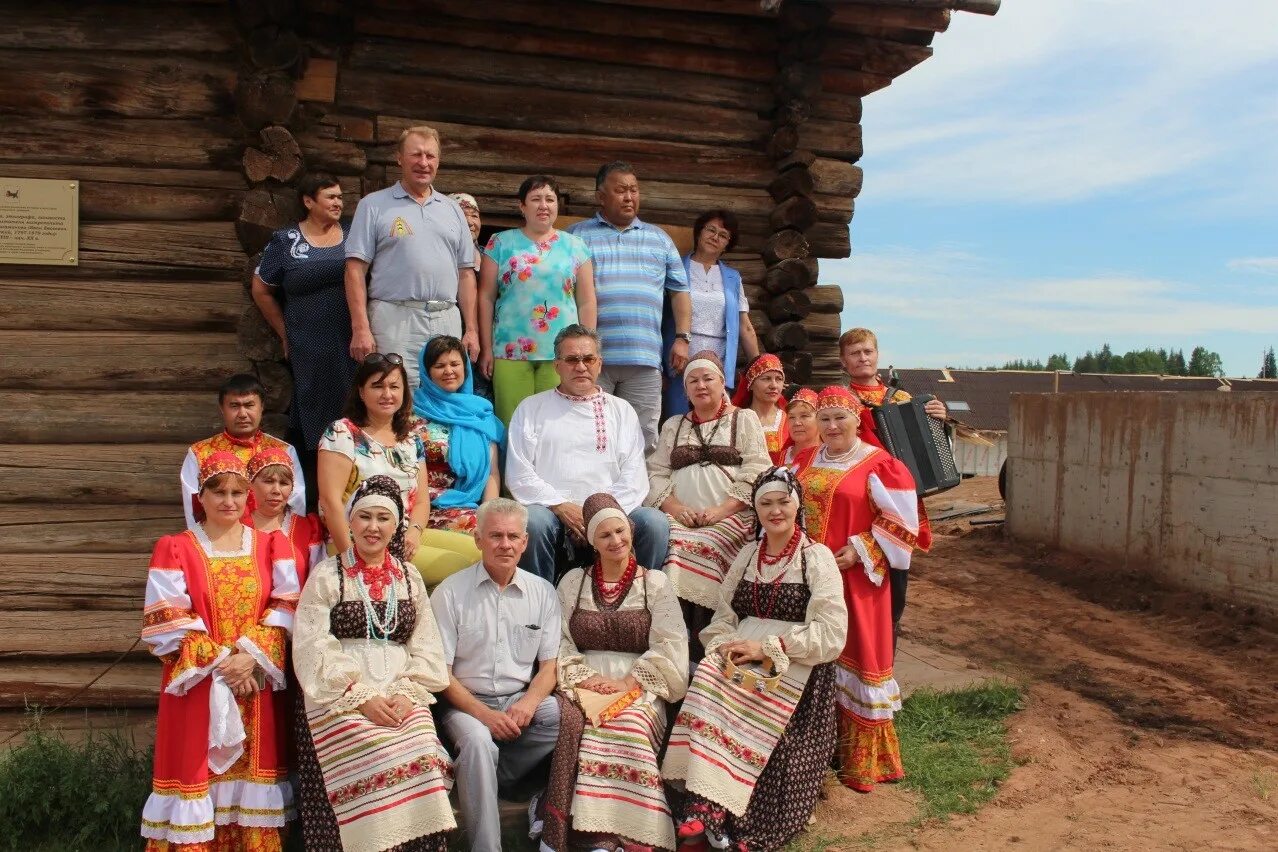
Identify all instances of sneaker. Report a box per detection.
[528,791,545,840]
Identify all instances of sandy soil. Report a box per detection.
[809,477,1278,851]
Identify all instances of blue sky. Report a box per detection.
[827,0,1278,376]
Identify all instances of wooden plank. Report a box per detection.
[0,164,246,222]
[0,504,181,555]
[0,280,244,332]
[0,555,149,611]
[78,222,244,274]
[0,118,241,170]
[819,67,895,98]
[368,0,776,52]
[810,92,864,124]
[0,331,249,391]
[0,708,156,746]
[0,608,150,657]
[355,14,775,82]
[0,391,220,444]
[339,69,768,148]
[0,660,159,708]
[374,118,776,189]
[0,2,237,52]
[0,51,235,119]
[829,4,952,32]
[297,57,338,103]
[808,284,845,315]
[349,36,773,112]
[821,33,934,77]
[0,444,186,505]
[811,159,864,197]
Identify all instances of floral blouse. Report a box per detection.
[317,418,425,519]
[484,228,590,361]
[414,418,479,534]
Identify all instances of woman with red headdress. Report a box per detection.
[730,353,788,465]
[798,387,922,793]
[248,446,325,588]
[140,451,300,850]
[780,387,821,474]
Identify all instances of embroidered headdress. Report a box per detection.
[583,492,631,546]
[198,451,248,490]
[787,387,819,412]
[816,385,864,415]
[750,465,807,535]
[347,475,406,560]
[247,446,293,481]
[731,353,786,407]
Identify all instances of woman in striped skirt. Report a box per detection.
[292,475,456,852]
[663,467,848,851]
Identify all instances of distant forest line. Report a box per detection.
[975,345,1278,379]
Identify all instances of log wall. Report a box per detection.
[0,0,978,724]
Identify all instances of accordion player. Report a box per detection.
[867,391,961,496]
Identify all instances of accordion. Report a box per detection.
[869,393,961,496]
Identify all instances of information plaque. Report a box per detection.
[0,177,79,266]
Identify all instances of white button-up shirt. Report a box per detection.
[431,561,561,698]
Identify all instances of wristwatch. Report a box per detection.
[674,332,692,343]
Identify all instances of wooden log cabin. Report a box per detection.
[0,0,997,732]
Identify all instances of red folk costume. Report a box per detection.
[732,354,789,465]
[781,388,821,474]
[183,430,299,526]
[848,379,934,551]
[247,446,326,588]
[141,452,301,851]
[799,388,921,792]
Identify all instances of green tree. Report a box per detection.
[1046,353,1071,371]
[1260,347,1276,379]
[1074,350,1098,373]
[1001,358,1046,371]
[1167,349,1188,375]
[1187,346,1224,377]
[1096,343,1114,372]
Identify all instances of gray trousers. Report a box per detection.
[598,364,662,455]
[368,298,462,388]
[440,691,560,852]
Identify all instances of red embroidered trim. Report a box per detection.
[555,387,608,453]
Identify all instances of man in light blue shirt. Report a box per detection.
[345,125,478,387]
[568,162,692,452]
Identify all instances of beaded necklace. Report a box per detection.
[345,552,403,680]
[592,555,638,610]
[752,528,802,620]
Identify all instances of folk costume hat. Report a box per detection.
[682,350,725,383]
[582,492,631,546]
[816,384,864,415]
[751,465,807,535]
[731,353,786,408]
[348,474,407,561]
[198,451,249,491]
[787,387,820,412]
[246,446,293,481]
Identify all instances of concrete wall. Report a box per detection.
[1007,392,1278,614]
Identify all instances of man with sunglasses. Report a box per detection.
[505,325,670,582]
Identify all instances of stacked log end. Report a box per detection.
[233,0,308,426]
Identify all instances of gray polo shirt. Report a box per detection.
[345,181,476,302]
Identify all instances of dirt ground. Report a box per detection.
[810,477,1278,851]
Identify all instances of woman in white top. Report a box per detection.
[662,210,760,417]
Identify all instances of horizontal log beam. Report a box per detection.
[821,33,934,78]
[829,4,953,33]
[0,332,248,391]
[0,280,244,332]
[0,391,220,444]
[78,222,244,274]
[0,165,245,222]
[0,504,180,555]
[0,51,235,119]
[0,660,158,708]
[356,13,775,82]
[0,608,150,658]
[0,2,238,52]
[1,555,148,612]
[374,117,776,189]
[340,69,767,149]
[0,709,156,745]
[0,118,241,170]
[808,283,845,315]
[799,119,865,163]
[349,35,773,112]
[583,0,775,17]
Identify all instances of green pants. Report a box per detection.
[492,359,560,426]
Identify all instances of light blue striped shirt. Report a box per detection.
[567,213,689,368]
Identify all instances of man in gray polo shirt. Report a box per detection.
[345,125,478,387]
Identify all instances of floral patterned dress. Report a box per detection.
[415,418,479,534]
[317,418,425,529]
[483,228,591,361]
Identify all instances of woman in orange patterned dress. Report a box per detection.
[140,451,300,850]
[248,446,325,587]
[798,387,922,793]
[780,387,822,474]
[731,353,789,465]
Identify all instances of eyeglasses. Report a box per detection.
[703,227,732,241]
[363,352,404,367]
[558,354,599,366]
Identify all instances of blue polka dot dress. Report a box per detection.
[257,223,359,450]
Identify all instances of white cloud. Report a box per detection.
[1227,257,1278,275]
[861,0,1278,207]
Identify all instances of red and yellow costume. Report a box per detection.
[849,379,933,550]
[141,453,301,850]
[799,388,921,792]
[781,388,820,474]
[731,354,789,465]
[183,430,301,527]
[247,446,325,589]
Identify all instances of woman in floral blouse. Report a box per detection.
[478,174,597,425]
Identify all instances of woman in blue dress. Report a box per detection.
[251,172,359,454]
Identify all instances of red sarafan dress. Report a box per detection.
[850,380,934,550]
[140,526,300,851]
[800,442,921,792]
[275,510,325,590]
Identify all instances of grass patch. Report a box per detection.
[896,682,1024,822]
[0,711,153,852]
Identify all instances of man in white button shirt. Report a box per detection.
[432,498,561,852]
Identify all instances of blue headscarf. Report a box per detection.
[411,342,505,509]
